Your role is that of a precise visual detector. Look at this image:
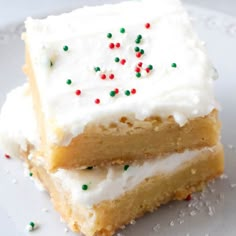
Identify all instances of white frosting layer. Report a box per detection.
[0,84,39,157]
[0,85,217,207]
[25,0,218,145]
[52,146,215,207]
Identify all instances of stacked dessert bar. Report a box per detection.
[0,0,224,235]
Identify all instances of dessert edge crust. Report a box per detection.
[29,144,224,236]
[23,45,220,171]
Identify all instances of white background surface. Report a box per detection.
[0,1,236,236]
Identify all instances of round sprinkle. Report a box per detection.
[148,64,153,70]
[134,46,140,52]
[136,72,141,78]
[124,165,129,171]
[109,74,115,80]
[94,67,101,72]
[125,90,131,96]
[145,23,151,29]
[110,91,116,97]
[75,90,81,96]
[29,172,33,177]
[131,88,136,94]
[135,67,141,73]
[135,38,141,44]
[145,68,150,73]
[120,27,125,33]
[171,63,177,68]
[185,194,192,201]
[116,42,121,48]
[82,184,88,190]
[140,49,144,55]
[26,221,36,231]
[137,34,142,40]
[5,154,10,159]
[66,79,72,85]
[109,43,115,49]
[136,52,142,58]
[107,33,112,38]
[87,166,93,170]
[101,74,106,80]
[138,62,143,67]
[95,98,100,104]
[63,45,69,51]
[114,88,119,94]
[114,57,120,63]
[120,59,126,65]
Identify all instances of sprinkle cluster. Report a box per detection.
[54,21,178,107]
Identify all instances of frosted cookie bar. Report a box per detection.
[23,0,220,170]
[0,85,224,236]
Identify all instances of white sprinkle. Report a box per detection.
[64,227,69,233]
[220,174,228,180]
[116,233,125,236]
[178,219,184,225]
[190,210,196,216]
[230,184,236,188]
[205,234,209,236]
[42,208,48,212]
[12,179,17,184]
[170,221,174,227]
[186,233,190,236]
[28,153,34,160]
[208,206,215,216]
[153,224,160,232]
[227,144,233,149]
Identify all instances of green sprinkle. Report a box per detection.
[125,90,130,96]
[124,165,129,171]
[120,27,125,33]
[135,38,141,44]
[29,222,35,228]
[137,34,142,40]
[171,63,177,68]
[66,79,72,85]
[114,57,120,63]
[134,46,140,52]
[82,184,88,190]
[63,45,69,51]
[110,91,116,97]
[107,33,112,38]
[136,72,141,78]
[87,166,93,170]
[140,49,145,55]
[50,60,53,67]
[148,64,153,70]
[94,67,101,72]
[29,172,33,177]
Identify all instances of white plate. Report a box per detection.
[0,4,236,236]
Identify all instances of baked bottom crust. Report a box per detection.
[29,144,224,236]
[24,47,220,171]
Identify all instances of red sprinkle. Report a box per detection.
[109,74,115,80]
[135,67,141,73]
[114,88,119,94]
[5,154,10,159]
[95,98,100,104]
[116,43,120,48]
[101,74,106,80]
[136,52,142,58]
[75,90,81,96]
[138,62,143,67]
[145,68,150,73]
[131,88,136,94]
[109,43,115,49]
[185,194,192,201]
[145,23,151,29]
[120,59,126,65]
